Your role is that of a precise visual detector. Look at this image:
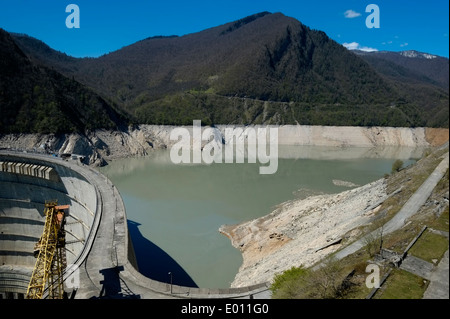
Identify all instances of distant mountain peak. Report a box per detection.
[220,11,272,35]
[399,50,437,59]
[353,49,441,60]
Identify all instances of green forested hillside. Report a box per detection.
[3,12,449,132]
[0,29,127,134]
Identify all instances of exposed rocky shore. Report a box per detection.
[0,126,174,166]
[219,178,388,287]
[220,144,449,288]
[0,125,447,166]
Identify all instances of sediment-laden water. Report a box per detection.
[100,146,422,288]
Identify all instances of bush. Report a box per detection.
[270,259,355,299]
[391,159,404,174]
[363,230,382,258]
[304,258,350,299]
[270,266,309,298]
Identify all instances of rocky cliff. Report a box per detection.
[0,126,447,166]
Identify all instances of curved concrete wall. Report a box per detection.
[0,153,97,297]
[0,151,270,299]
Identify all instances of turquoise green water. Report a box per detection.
[100,146,422,288]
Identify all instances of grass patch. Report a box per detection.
[382,223,425,254]
[430,207,449,232]
[436,168,449,192]
[408,230,449,263]
[375,269,428,299]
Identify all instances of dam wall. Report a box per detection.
[0,153,98,297]
[0,151,270,299]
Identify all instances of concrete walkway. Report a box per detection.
[333,152,449,262]
[422,249,449,299]
[400,255,435,280]
[384,152,449,234]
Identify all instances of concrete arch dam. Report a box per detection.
[0,151,269,299]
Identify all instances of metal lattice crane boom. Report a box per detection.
[26,200,67,299]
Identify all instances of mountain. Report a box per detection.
[354,50,449,127]
[354,50,449,90]
[0,29,127,134]
[6,12,450,129]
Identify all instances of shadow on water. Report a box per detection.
[127,220,198,288]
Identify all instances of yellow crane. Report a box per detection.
[26,200,68,299]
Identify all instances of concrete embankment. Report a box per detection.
[1,126,447,166]
[0,153,99,297]
[0,151,271,299]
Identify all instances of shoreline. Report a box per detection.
[219,142,449,288]
[219,178,390,288]
[0,126,447,167]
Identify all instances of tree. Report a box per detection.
[270,258,354,299]
[270,266,309,299]
[305,258,348,299]
[391,159,404,174]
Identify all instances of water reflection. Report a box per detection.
[104,146,425,178]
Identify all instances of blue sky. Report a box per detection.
[0,0,448,58]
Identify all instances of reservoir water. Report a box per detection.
[99,146,423,288]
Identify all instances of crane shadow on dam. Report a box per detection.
[127,220,198,288]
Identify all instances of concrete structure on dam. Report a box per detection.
[0,151,270,299]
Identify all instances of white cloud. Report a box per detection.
[344,10,361,18]
[343,42,378,52]
[343,42,359,50]
[400,42,409,47]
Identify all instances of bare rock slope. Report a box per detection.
[1,126,447,166]
[220,178,388,287]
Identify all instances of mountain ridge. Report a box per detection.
[353,49,449,90]
[3,12,449,132]
[0,28,128,134]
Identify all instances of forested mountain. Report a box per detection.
[0,29,127,134]
[354,50,449,127]
[3,12,449,132]
[355,50,449,90]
